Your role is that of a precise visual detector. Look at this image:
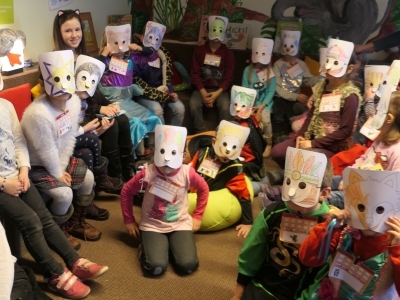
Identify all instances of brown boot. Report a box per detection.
[68,193,102,241]
[52,205,81,250]
[93,157,124,195]
[263,136,273,158]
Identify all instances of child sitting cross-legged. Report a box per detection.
[299,167,400,299]
[231,147,333,300]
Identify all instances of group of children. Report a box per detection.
[2,8,400,300]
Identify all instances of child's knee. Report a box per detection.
[174,258,199,275]
[141,260,168,276]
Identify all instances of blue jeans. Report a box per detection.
[326,175,345,209]
[136,96,185,126]
[140,230,199,276]
[0,184,79,276]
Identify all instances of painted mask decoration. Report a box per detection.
[280,30,301,56]
[143,21,166,51]
[364,65,390,97]
[75,55,105,97]
[214,120,250,161]
[343,167,400,233]
[323,38,354,78]
[230,85,257,119]
[105,24,131,53]
[208,16,228,42]
[154,125,187,169]
[39,50,75,96]
[319,47,327,77]
[368,60,400,131]
[282,147,327,208]
[252,38,274,65]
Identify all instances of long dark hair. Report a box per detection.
[53,9,86,55]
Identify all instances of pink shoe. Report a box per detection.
[48,269,90,299]
[72,258,109,281]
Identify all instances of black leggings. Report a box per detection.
[74,132,101,171]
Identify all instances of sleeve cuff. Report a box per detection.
[237,273,253,286]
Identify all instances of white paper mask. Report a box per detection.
[0,29,25,73]
[252,38,274,65]
[364,65,390,96]
[0,72,3,91]
[368,60,400,131]
[343,167,400,233]
[143,21,166,51]
[208,16,228,42]
[230,85,257,119]
[75,55,105,97]
[319,47,327,76]
[105,24,131,53]
[39,50,75,96]
[154,125,187,169]
[280,30,301,56]
[323,38,354,78]
[282,147,327,208]
[214,120,250,161]
[375,60,400,98]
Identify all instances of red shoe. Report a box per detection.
[71,258,109,281]
[47,269,90,299]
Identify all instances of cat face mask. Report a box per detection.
[323,38,354,78]
[75,55,105,97]
[105,24,131,53]
[282,147,327,208]
[230,85,257,119]
[39,50,75,96]
[143,21,166,51]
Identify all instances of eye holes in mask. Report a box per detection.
[376,206,384,214]
[358,204,365,212]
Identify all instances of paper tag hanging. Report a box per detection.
[109,56,128,75]
[329,250,374,294]
[56,110,72,137]
[319,93,341,112]
[204,53,221,67]
[287,63,304,79]
[149,175,180,202]
[279,212,318,244]
[197,158,221,179]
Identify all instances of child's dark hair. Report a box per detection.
[53,9,86,55]
[379,91,400,146]
[321,161,333,189]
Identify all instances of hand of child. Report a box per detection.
[169,92,178,102]
[125,222,140,238]
[59,172,72,187]
[306,98,314,109]
[83,118,100,133]
[296,93,309,103]
[235,224,252,239]
[386,216,400,245]
[3,178,25,197]
[101,46,112,57]
[296,136,305,148]
[100,104,120,117]
[192,219,202,232]
[96,118,115,135]
[325,208,351,224]
[18,167,30,192]
[129,43,142,52]
[298,139,312,149]
[157,85,169,93]
[338,180,344,191]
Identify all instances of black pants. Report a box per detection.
[11,264,51,300]
[241,282,277,300]
[100,114,132,153]
[272,97,307,134]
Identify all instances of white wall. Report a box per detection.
[0,0,130,61]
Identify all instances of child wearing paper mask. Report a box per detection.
[298,167,400,300]
[1,50,108,299]
[272,30,321,142]
[190,120,253,238]
[98,23,162,158]
[190,15,235,133]
[229,85,266,182]
[132,21,185,127]
[271,38,362,169]
[21,50,104,244]
[242,38,276,157]
[74,55,124,200]
[120,125,209,277]
[231,147,333,300]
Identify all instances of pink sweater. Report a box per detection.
[120,164,209,232]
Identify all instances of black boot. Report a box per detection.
[93,156,124,194]
[120,144,136,182]
[103,149,123,179]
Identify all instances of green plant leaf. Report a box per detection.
[229,11,244,23]
[133,12,146,34]
[221,7,229,18]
